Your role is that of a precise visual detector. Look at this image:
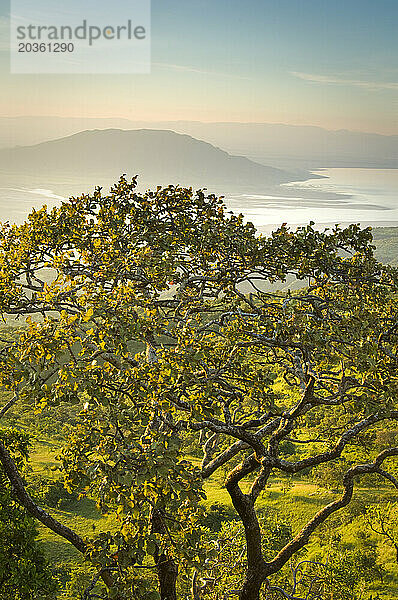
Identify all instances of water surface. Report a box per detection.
[226,168,398,230]
[0,169,397,232]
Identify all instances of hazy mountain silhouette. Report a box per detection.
[0,117,396,170]
[0,128,305,193]
[168,122,398,170]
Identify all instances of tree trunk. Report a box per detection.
[238,521,267,600]
[151,508,178,600]
[156,553,178,600]
[239,569,264,600]
[226,462,267,600]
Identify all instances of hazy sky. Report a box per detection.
[0,0,397,134]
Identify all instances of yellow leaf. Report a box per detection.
[83,308,94,322]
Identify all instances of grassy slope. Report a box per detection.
[30,443,115,566]
[30,439,398,599]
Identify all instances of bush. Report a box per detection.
[58,564,105,600]
[312,458,349,491]
[29,476,78,508]
[200,502,236,532]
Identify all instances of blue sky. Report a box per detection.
[0,0,397,133]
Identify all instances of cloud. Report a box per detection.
[153,62,250,80]
[291,71,398,91]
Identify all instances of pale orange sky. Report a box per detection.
[1,0,397,136]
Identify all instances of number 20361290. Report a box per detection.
[18,42,75,52]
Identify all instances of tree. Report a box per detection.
[0,428,57,599]
[1,176,398,600]
[365,501,398,562]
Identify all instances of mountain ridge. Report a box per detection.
[0,117,396,170]
[0,128,307,194]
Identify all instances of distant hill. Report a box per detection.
[0,128,304,194]
[0,117,396,170]
[163,122,398,170]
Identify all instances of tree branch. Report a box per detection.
[0,439,115,591]
[274,411,398,474]
[265,447,398,576]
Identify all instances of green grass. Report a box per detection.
[17,437,398,599]
[37,501,115,565]
[29,440,116,566]
[202,473,398,598]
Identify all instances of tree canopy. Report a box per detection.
[1,176,398,600]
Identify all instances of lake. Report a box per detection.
[226,168,398,231]
[0,168,397,231]
[0,187,65,224]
